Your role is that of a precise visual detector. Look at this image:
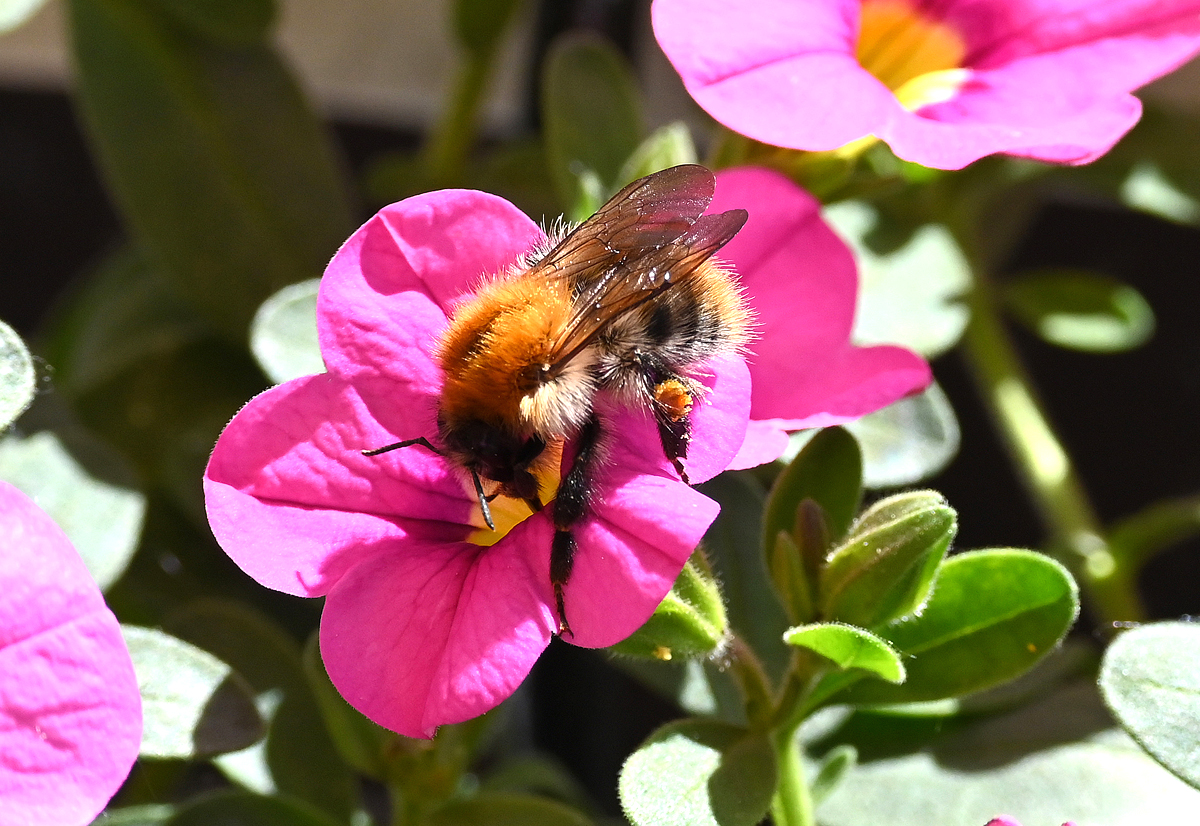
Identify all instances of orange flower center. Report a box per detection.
[856,0,969,111]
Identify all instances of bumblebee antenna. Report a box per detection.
[362,437,496,531]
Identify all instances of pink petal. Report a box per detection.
[728,420,791,470]
[204,375,474,597]
[318,190,545,399]
[0,482,141,826]
[712,167,931,426]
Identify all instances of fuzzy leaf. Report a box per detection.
[250,279,324,384]
[0,319,35,431]
[785,623,905,683]
[1005,268,1154,353]
[846,382,960,489]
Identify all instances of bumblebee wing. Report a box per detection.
[545,207,748,372]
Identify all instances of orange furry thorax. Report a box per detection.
[435,275,574,433]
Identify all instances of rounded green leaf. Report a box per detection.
[830,549,1078,706]
[826,202,970,359]
[0,429,145,590]
[166,790,342,826]
[616,122,699,186]
[817,680,1200,826]
[0,319,35,431]
[1100,621,1200,790]
[785,624,905,684]
[250,279,324,384]
[620,719,776,826]
[541,33,643,218]
[430,793,594,826]
[820,491,955,629]
[123,625,264,759]
[1004,268,1154,353]
[845,382,960,489]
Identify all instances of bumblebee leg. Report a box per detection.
[550,414,602,637]
[651,377,694,484]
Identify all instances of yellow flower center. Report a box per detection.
[856,0,969,111]
[466,441,564,547]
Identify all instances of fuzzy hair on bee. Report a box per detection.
[365,164,751,636]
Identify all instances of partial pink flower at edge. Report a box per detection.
[985,818,1078,826]
[204,188,752,738]
[653,0,1200,169]
[714,166,932,470]
[0,481,142,826]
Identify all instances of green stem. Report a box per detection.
[770,724,815,826]
[958,257,1146,626]
[420,50,493,185]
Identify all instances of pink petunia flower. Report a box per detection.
[0,481,142,826]
[985,818,1078,826]
[653,0,1200,169]
[714,166,931,468]
[204,186,755,738]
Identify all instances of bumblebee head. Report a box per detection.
[438,416,545,503]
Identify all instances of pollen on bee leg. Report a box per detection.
[653,379,693,421]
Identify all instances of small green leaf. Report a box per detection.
[0,318,35,431]
[0,429,145,591]
[302,633,392,779]
[1100,621,1200,790]
[152,0,275,46]
[620,720,776,826]
[845,382,960,489]
[1004,268,1154,353]
[771,530,816,625]
[810,745,856,805]
[541,33,643,218]
[785,623,905,683]
[165,790,343,826]
[830,549,1079,706]
[764,426,862,550]
[820,491,955,629]
[826,202,970,359]
[250,279,324,384]
[430,794,594,826]
[123,625,264,759]
[615,122,698,186]
[70,0,356,340]
[0,0,47,32]
[94,803,176,825]
[610,548,728,660]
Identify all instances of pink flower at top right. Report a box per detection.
[653,0,1200,170]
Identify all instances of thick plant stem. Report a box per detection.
[420,52,492,185]
[959,266,1146,626]
[771,725,815,826]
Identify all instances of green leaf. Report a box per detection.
[820,491,955,629]
[430,794,594,826]
[165,600,357,822]
[764,427,862,550]
[0,318,35,431]
[302,633,391,779]
[770,529,816,625]
[152,0,274,46]
[810,745,856,805]
[825,202,970,359]
[166,791,343,826]
[829,549,1079,707]
[541,32,643,219]
[250,279,323,384]
[0,429,144,591]
[123,625,264,759]
[1108,493,1200,571]
[615,122,698,187]
[845,382,960,489]
[0,0,46,32]
[817,680,1200,826]
[701,471,792,684]
[453,0,523,58]
[1004,268,1155,353]
[785,624,905,684]
[39,246,210,399]
[93,803,176,825]
[69,0,356,341]
[1100,621,1200,790]
[620,719,776,826]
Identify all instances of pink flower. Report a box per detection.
[716,166,931,468]
[985,819,1077,826]
[653,0,1200,169]
[0,481,142,826]
[204,187,755,738]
